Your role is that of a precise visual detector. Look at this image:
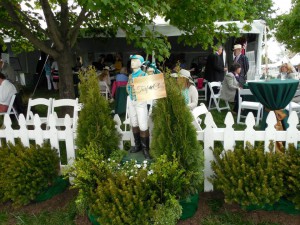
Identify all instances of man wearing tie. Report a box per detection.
[233,44,249,86]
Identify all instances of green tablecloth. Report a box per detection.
[247,79,299,129]
[247,79,299,110]
[115,86,128,115]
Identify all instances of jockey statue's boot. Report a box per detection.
[140,129,151,160]
[130,126,141,153]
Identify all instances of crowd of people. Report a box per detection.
[1,45,300,123]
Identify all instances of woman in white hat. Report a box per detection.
[178,69,199,110]
[98,66,111,89]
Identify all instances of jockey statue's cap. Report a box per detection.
[130,55,144,63]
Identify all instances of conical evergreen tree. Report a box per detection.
[151,72,204,195]
[76,67,120,157]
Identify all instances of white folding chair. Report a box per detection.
[285,90,300,113]
[0,94,18,122]
[237,89,263,126]
[51,98,80,129]
[123,96,131,132]
[25,98,52,127]
[286,102,300,113]
[192,103,209,131]
[208,81,230,112]
[99,81,111,100]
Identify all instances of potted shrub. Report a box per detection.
[0,141,60,207]
[210,142,285,208]
[282,144,300,210]
[76,66,120,157]
[70,147,187,225]
[150,71,204,218]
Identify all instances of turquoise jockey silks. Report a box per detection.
[127,69,146,101]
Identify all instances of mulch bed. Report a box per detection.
[178,191,300,225]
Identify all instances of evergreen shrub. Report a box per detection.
[282,144,300,209]
[70,143,185,225]
[91,154,185,225]
[151,71,204,196]
[0,141,60,206]
[152,195,182,225]
[76,66,120,157]
[210,142,285,207]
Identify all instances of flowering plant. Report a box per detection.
[92,154,189,225]
[70,143,189,225]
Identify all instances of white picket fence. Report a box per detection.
[1,111,300,192]
[0,113,76,170]
[198,111,300,192]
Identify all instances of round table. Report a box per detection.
[247,79,299,129]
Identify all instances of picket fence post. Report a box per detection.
[4,114,14,145]
[64,114,75,165]
[203,112,215,192]
[18,114,30,147]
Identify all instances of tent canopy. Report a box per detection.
[290,53,300,65]
[115,20,266,37]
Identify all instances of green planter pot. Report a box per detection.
[88,211,100,225]
[246,198,300,215]
[179,193,199,220]
[35,176,69,202]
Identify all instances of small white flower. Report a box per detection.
[129,176,133,179]
[147,170,153,175]
[143,160,148,164]
[108,158,111,161]
[136,164,141,168]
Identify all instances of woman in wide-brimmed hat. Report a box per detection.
[178,69,199,110]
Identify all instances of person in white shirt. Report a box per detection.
[178,69,199,110]
[0,72,17,112]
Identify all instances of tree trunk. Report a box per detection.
[56,48,75,99]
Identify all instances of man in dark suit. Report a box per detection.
[233,44,249,86]
[204,45,227,104]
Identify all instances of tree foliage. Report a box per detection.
[275,0,300,52]
[0,0,273,97]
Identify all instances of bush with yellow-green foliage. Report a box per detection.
[91,154,186,225]
[282,144,300,209]
[70,144,186,225]
[210,142,285,207]
[0,141,60,207]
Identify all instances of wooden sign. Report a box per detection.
[133,73,167,102]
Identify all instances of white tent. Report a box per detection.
[116,20,266,77]
[290,53,300,66]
